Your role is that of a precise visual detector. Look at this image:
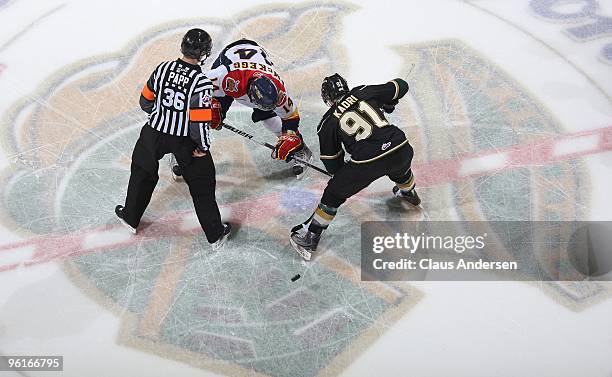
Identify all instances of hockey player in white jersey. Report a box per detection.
[172,39,313,178]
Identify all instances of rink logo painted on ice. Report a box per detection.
[0,1,608,377]
[0,3,420,377]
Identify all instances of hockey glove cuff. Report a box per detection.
[210,98,224,130]
[272,131,303,161]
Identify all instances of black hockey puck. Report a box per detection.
[292,165,304,176]
[291,274,301,282]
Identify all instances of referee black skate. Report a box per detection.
[115,28,231,250]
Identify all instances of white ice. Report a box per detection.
[0,1,611,377]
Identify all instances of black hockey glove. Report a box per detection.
[382,99,399,114]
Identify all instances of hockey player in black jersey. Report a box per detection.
[290,73,420,260]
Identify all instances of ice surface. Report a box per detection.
[0,1,611,377]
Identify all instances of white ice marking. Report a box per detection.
[266,286,308,309]
[293,307,350,336]
[219,206,232,220]
[553,134,599,157]
[180,212,200,232]
[458,152,508,176]
[83,229,131,250]
[261,249,278,260]
[0,245,35,267]
[191,330,256,355]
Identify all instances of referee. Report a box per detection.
[115,28,231,250]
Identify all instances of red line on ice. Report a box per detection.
[0,193,284,270]
[1,126,611,271]
[414,126,612,186]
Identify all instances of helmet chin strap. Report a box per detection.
[198,53,209,66]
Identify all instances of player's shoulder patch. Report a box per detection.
[224,76,240,93]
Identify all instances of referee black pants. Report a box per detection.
[122,124,224,243]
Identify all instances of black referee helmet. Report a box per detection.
[181,28,212,62]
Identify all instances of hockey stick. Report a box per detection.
[221,122,332,177]
[406,63,416,78]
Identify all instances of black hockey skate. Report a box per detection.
[169,154,182,181]
[289,230,320,261]
[172,164,183,177]
[392,186,421,207]
[115,205,137,234]
[211,223,232,251]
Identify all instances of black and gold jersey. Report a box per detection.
[317,79,409,166]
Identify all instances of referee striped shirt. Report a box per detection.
[140,59,212,137]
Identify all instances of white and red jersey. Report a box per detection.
[205,40,299,124]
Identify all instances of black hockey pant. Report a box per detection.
[321,143,415,209]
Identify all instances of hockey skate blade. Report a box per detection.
[397,199,422,210]
[117,218,136,234]
[289,237,312,261]
[387,197,423,211]
[391,187,421,208]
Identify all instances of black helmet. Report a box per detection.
[181,28,212,62]
[247,76,279,111]
[321,73,349,106]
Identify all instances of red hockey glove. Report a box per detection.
[210,98,223,130]
[271,132,303,161]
